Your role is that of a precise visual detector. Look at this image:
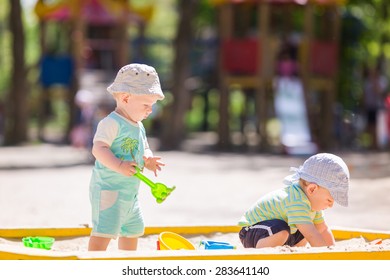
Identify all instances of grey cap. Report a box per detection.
[107,63,164,100]
[283,153,350,207]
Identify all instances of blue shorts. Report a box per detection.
[239,219,304,248]
[90,189,144,239]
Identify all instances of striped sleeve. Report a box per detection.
[313,210,325,224]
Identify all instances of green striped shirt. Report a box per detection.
[238,184,324,234]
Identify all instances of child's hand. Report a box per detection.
[143,156,165,176]
[117,160,138,177]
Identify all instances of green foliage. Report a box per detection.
[194,0,217,30]
[0,1,10,100]
[185,94,205,131]
[338,0,390,110]
[185,89,219,132]
[141,0,177,81]
[345,0,390,62]
[0,0,40,101]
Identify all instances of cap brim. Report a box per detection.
[329,189,348,207]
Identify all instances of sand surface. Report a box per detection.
[1,234,389,253]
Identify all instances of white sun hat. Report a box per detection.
[107,63,164,100]
[283,153,350,207]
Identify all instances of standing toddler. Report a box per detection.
[88,64,165,251]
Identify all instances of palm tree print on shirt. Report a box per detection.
[121,137,139,162]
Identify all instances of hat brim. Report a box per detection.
[328,189,348,207]
[107,82,164,100]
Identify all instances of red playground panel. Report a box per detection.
[222,39,260,75]
[310,40,338,77]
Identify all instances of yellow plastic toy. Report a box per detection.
[157,232,195,250]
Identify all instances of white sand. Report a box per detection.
[1,233,389,254]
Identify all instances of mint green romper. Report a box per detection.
[89,112,147,238]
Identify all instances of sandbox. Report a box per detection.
[0,225,389,260]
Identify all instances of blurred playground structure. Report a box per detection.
[33,0,153,145]
[214,0,344,153]
[3,0,388,153]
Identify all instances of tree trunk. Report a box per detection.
[160,0,198,150]
[4,0,28,145]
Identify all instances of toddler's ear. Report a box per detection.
[307,183,318,195]
[121,94,130,103]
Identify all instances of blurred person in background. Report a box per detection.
[362,64,388,150]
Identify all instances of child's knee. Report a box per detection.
[274,230,290,243]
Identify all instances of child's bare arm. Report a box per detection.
[296,223,328,247]
[315,222,335,246]
[92,141,137,176]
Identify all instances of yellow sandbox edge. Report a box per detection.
[1,244,390,260]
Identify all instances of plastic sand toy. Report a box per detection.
[134,167,175,203]
[157,232,195,250]
[22,236,55,250]
[200,240,236,250]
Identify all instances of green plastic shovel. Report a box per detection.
[134,167,176,203]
